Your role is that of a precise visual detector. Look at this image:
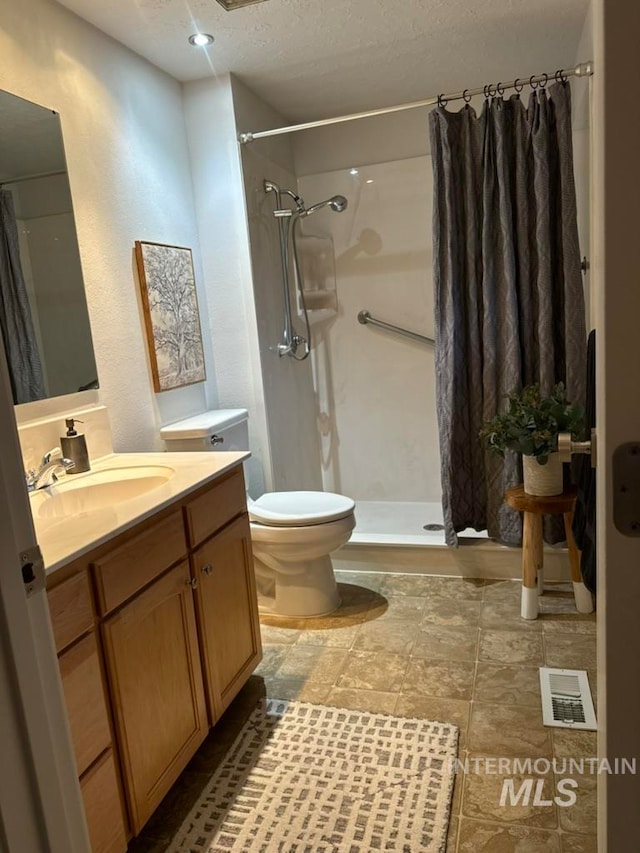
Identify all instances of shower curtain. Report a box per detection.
[429,82,586,546]
[0,189,45,403]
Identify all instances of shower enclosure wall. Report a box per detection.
[297,157,450,544]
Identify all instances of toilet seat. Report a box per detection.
[249,513,355,546]
[248,491,355,527]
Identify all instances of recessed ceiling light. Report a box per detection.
[215,0,270,9]
[349,168,359,176]
[366,179,374,184]
[188,33,215,47]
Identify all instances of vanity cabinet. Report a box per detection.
[46,463,262,845]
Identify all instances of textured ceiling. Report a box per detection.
[55,0,590,122]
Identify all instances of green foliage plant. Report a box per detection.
[480,383,584,466]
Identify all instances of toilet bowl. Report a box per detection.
[248,491,355,617]
[160,410,356,617]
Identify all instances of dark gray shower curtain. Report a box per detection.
[429,82,586,546]
[0,189,45,403]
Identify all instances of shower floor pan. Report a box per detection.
[349,501,488,547]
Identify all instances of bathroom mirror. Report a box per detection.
[0,89,98,404]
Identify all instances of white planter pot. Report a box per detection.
[522,453,563,496]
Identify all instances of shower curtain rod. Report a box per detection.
[0,169,65,187]
[239,60,593,144]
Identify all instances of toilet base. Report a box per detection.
[255,554,341,618]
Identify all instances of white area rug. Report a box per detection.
[167,699,459,853]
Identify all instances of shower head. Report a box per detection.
[329,195,348,212]
[300,195,348,217]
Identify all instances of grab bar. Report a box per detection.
[357,310,435,346]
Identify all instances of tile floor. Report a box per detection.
[258,571,598,853]
[129,570,597,853]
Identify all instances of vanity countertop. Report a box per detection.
[32,451,249,575]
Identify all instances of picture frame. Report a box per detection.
[134,241,206,392]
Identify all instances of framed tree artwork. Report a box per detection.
[134,241,206,392]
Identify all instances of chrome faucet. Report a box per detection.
[25,448,75,491]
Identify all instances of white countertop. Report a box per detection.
[32,451,249,576]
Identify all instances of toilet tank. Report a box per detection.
[160,409,249,453]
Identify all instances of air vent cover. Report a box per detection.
[215,0,269,10]
[539,667,597,730]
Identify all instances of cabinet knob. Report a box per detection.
[202,564,214,575]
[186,577,198,589]
[210,434,224,446]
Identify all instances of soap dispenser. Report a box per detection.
[60,418,90,474]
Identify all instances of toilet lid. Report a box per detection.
[248,491,355,527]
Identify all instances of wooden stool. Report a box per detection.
[505,486,595,620]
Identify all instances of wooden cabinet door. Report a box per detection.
[185,467,246,548]
[192,514,262,721]
[102,561,207,833]
[58,633,112,777]
[80,750,127,853]
[47,569,94,653]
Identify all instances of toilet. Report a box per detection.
[160,410,355,617]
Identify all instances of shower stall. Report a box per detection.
[234,72,590,559]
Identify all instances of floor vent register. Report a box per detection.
[539,667,597,730]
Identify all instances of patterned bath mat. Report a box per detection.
[167,699,459,853]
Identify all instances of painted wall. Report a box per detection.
[232,78,322,493]
[182,74,271,496]
[574,127,591,330]
[1,0,215,453]
[573,3,593,135]
[574,2,594,328]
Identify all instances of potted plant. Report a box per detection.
[479,383,584,496]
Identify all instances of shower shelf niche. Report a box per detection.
[296,233,338,325]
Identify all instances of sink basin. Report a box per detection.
[30,465,175,521]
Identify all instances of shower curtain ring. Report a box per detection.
[437,93,448,108]
[529,75,539,89]
[462,89,472,104]
[487,83,497,98]
[483,84,490,99]
[555,68,568,85]
[496,82,505,97]
[539,72,548,88]
[514,77,524,93]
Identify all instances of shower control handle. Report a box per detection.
[210,434,224,446]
